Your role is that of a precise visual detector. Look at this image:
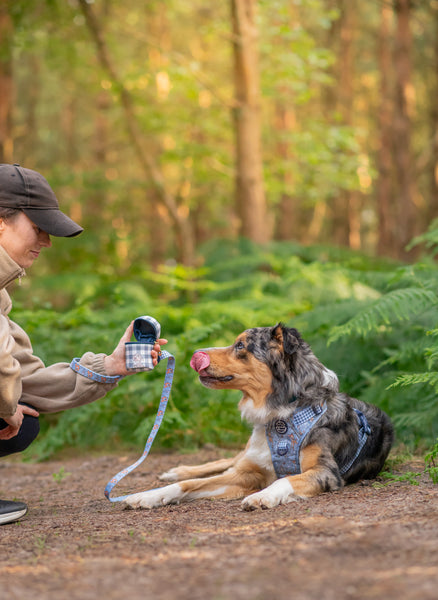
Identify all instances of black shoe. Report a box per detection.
[0,499,28,525]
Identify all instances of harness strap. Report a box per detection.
[339,408,371,475]
[104,350,175,502]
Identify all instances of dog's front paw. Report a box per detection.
[241,479,295,511]
[241,490,277,511]
[124,484,181,509]
[158,467,180,482]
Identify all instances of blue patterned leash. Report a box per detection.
[104,349,175,502]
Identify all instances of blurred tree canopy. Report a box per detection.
[0,0,437,272]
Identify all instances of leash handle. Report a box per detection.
[104,350,175,502]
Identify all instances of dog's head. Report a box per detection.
[190,324,338,415]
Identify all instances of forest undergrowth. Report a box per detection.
[12,230,438,480]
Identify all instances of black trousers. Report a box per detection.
[0,404,40,457]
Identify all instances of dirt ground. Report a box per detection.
[0,448,437,600]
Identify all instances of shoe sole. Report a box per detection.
[0,508,28,525]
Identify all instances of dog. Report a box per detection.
[124,324,393,511]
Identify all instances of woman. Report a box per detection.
[0,163,165,525]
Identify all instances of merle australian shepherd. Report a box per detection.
[124,324,393,511]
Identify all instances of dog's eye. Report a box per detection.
[235,340,245,351]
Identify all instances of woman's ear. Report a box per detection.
[0,218,6,233]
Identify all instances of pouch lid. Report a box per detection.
[133,316,161,343]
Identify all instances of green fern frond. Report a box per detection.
[386,263,438,291]
[375,338,433,371]
[388,371,438,391]
[408,219,438,254]
[425,343,438,369]
[293,298,367,335]
[328,287,438,344]
[392,409,438,430]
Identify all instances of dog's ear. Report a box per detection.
[272,323,301,355]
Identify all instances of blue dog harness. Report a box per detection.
[265,403,371,478]
[266,403,327,478]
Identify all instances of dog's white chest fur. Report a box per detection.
[245,425,276,480]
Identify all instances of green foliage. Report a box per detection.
[425,439,438,484]
[379,438,438,486]
[328,288,438,343]
[9,0,388,273]
[52,466,71,483]
[317,222,438,447]
[14,232,438,460]
[379,470,422,486]
[408,219,438,256]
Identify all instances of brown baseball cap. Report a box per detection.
[0,164,83,237]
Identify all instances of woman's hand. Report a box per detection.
[0,405,39,440]
[104,321,168,377]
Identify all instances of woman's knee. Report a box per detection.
[0,413,40,457]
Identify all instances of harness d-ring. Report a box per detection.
[104,349,175,502]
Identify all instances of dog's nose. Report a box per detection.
[190,351,210,373]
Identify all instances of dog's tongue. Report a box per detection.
[190,351,210,373]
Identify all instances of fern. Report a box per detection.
[425,439,438,484]
[408,218,438,255]
[16,238,438,457]
[328,287,438,343]
[389,372,438,391]
[375,338,433,371]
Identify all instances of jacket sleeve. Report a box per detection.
[1,317,119,416]
[0,313,23,417]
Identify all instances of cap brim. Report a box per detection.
[22,208,83,238]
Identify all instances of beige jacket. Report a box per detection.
[0,246,118,418]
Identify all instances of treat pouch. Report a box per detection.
[125,316,161,372]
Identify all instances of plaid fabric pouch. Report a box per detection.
[125,342,155,372]
[125,316,161,372]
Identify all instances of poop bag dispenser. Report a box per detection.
[125,316,161,372]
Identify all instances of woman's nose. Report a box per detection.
[39,231,52,247]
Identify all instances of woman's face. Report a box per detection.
[0,211,52,269]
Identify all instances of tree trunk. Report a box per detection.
[376,1,394,256]
[332,0,360,249]
[275,104,297,241]
[393,0,416,257]
[0,6,14,163]
[21,56,40,165]
[230,0,269,244]
[78,0,195,266]
[429,2,438,225]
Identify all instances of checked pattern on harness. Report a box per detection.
[266,403,327,478]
